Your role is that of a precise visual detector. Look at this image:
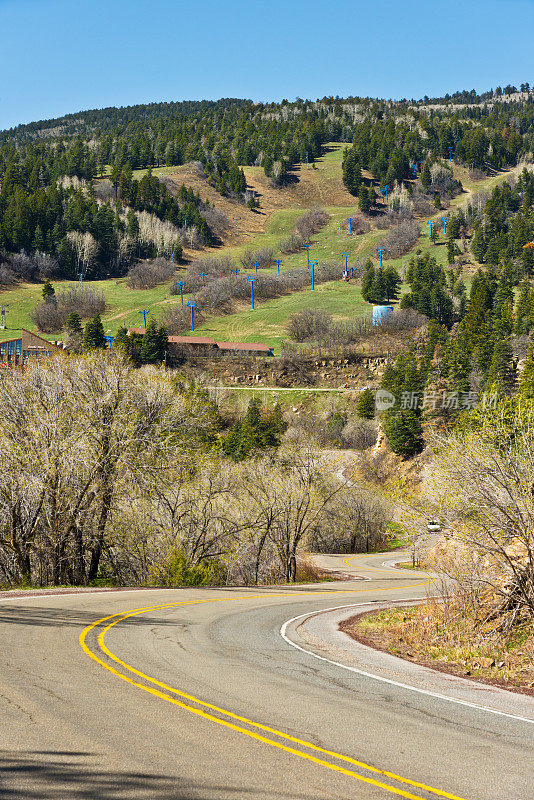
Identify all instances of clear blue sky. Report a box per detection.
[1,0,533,129]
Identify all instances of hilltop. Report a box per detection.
[0,86,533,350]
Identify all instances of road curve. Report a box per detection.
[0,552,532,800]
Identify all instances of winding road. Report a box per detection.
[1,552,532,799]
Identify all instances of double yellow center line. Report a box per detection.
[79,574,468,800]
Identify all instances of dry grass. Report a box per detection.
[342,599,534,694]
[295,556,336,583]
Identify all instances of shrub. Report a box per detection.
[126,258,175,289]
[294,207,329,240]
[279,232,306,254]
[189,255,234,277]
[344,212,371,235]
[56,287,106,318]
[149,549,224,587]
[199,205,231,238]
[287,308,333,342]
[32,301,66,333]
[241,247,276,269]
[385,221,420,257]
[32,288,106,333]
[0,266,17,287]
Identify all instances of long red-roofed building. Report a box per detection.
[126,329,274,356]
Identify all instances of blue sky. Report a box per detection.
[1,0,533,129]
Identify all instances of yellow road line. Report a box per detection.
[341,556,428,576]
[79,576,466,800]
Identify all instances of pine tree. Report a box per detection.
[471,225,487,263]
[356,388,375,419]
[519,344,534,399]
[65,312,82,334]
[83,314,107,350]
[358,185,371,213]
[486,337,516,393]
[383,410,424,458]
[140,319,167,364]
[222,398,286,461]
[421,161,432,189]
[361,262,375,301]
[514,283,531,334]
[383,266,401,302]
[113,325,131,353]
[42,279,55,300]
[372,267,386,302]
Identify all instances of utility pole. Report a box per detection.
[177,281,184,305]
[199,273,207,292]
[305,243,311,266]
[347,217,354,234]
[139,309,150,329]
[274,259,282,275]
[441,216,449,236]
[382,185,390,204]
[252,261,259,276]
[233,267,240,286]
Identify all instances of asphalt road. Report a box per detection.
[0,553,532,800]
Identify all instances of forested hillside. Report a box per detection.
[1,88,534,287]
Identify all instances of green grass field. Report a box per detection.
[191,280,373,350]
[0,278,186,340]
[0,145,515,345]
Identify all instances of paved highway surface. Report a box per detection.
[0,552,532,799]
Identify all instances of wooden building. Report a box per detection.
[0,329,63,368]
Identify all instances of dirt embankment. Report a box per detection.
[340,604,534,696]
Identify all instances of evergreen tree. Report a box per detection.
[519,344,534,400]
[471,225,487,263]
[140,319,167,364]
[383,410,424,458]
[222,398,287,461]
[485,337,516,393]
[42,279,55,300]
[65,312,82,334]
[358,185,371,213]
[372,267,386,302]
[383,266,401,302]
[356,388,375,419]
[421,161,432,189]
[83,314,107,350]
[342,150,362,194]
[113,325,132,356]
[361,261,375,301]
[514,282,531,334]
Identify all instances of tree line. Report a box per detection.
[0,354,389,588]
